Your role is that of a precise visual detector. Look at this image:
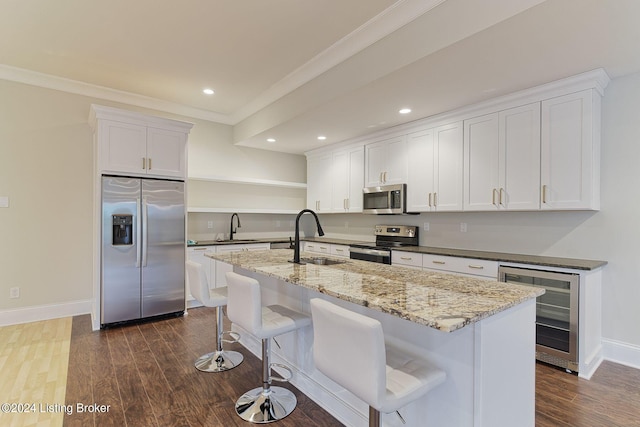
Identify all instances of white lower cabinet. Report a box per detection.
[330,244,350,258]
[393,250,498,279]
[302,241,331,254]
[391,251,423,269]
[422,254,498,279]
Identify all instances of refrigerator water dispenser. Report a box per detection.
[112,214,133,245]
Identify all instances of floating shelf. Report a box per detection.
[187,207,302,214]
[188,174,307,189]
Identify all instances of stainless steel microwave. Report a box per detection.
[363,184,406,214]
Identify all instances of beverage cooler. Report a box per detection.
[499,266,579,373]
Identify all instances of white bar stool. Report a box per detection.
[310,298,446,427]
[226,271,312,423]
[185,261,244,372]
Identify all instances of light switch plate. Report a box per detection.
[0,196,9,208]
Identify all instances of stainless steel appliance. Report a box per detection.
[499,266,579,372]
[101,176,185,327]
[349,225,418,264]
[363,184,406,214]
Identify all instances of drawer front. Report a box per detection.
[304,242,330,254]
[423,254,498,278]
[330,244,350,258]
[392,251,423,268]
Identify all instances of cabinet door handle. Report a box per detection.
[468,265,484,269]
[142,157,146,170]
[400,256,413,260]
[492,188,498,205]
[346,198,349,210]
[335,249,344,252]
[194,247,207,251]
[428,193,432,207]
[433,192,437,207]
[148,158,152,170]
[379,172,383,183]
[432,260,446,265]
[542,185,548,204]
[384,171,388,183]
[499,188,504,206]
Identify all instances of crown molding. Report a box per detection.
[0,64,234,124]
[0,1,443,128]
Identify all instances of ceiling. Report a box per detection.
[2,0,640,154]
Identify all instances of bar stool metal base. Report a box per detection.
[194,349,244,372]
[235,386,297,423]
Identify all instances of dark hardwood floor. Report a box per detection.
[64,309,640,427]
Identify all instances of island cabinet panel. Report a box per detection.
[220,260,537,427]
[541,89,600,210]
[464,103,541,211]
[407,121,463,212]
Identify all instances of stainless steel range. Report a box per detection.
[349,225,419,264]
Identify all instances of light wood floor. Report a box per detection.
[0,317,72,427]
[1,311,639,426]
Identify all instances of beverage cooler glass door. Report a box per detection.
[499,266,579,371]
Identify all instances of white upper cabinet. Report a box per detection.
[541,90,600,210]
[90,105,193,179]
[306,153,333,213]
[365,135,408,186]
[145,127,188,178]
[332,146,364,212]
[464,103,541,211]
[407,121,463,212]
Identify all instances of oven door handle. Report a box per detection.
[349,247,391,257]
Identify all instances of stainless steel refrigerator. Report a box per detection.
[101,176,185,327]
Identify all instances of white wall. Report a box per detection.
[0,79,306,324]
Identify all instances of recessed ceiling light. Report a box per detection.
[266,138,276,143]
[203,88,214,95]
[399,108,412,114]
[317,136,327,140]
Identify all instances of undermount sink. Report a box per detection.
[299,257,346,266]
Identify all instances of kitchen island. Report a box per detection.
[206,249,544,427]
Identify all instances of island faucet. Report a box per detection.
[292,209,324,264]
[229,213,241,240]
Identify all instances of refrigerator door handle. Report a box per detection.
[142,197,149,267]
[136,197,142,268]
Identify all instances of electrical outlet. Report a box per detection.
[423,222,430,231]
[460,222,467,232]
[9,287,19,299]
[207,221,213,229]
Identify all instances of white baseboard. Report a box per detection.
[602,338,640,370]
[0,300,92,327]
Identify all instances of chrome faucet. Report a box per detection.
[229,213,241,240]
[292,209,324,264]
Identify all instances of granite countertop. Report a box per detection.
[207,249,544,333]
[395,246,607,271]
[191,236,606,271]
